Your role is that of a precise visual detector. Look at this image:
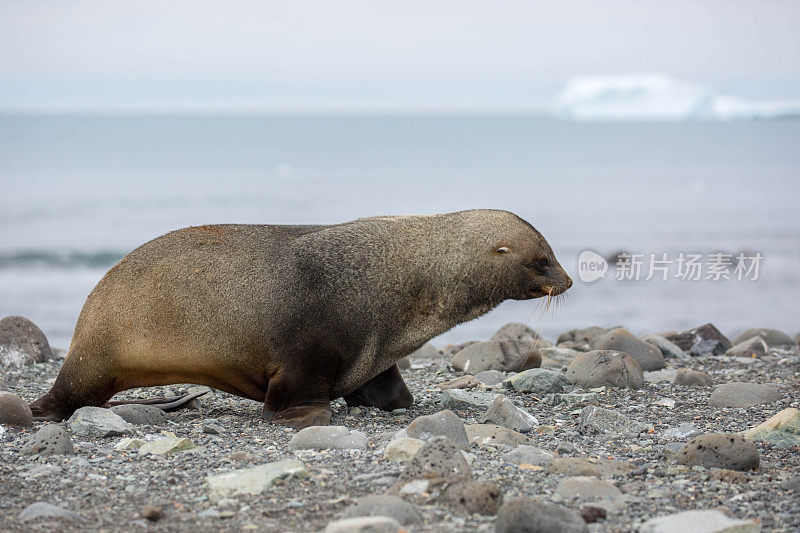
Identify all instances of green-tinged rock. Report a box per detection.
[551,391,597,409]
[743,408,800,448]
[114,437,146,451]
[206,460,306,500]
[138,437,197,456]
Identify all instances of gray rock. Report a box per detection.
[325,516,403,533]
[396,356,411,370]
[580,405,652,436]
[503,368,569,394]
[445,480,503,515]
[474,370,507,386]
[0,315,52,367]
[491,322,542,343]
[503,445,555,466]
[639,509,760,533]
[557,326,608,348]
[440,389,500,410]
[68,406,134,437]
[555,476,622,500]
[443,341,479,358]
[437,376,481,390]
[465,424,531,447]
[289,426,368,451]
[0,391,33,427]
[450,340,539,374]
[206,460,306,500]
[400,436,472,482]
[594,327,665,371]
[495,498,588,533]
[781,475,800,491]
[726,336,769,357]
[383,437,425,463]
[551,391,597,409]
[644,369,678,383]
[678,434,759,471]
[409,343,442,359]
[110,404,168,426]
[709,382,781,407]
[540,347,581,364]
[19,502,82,522]
[403,410,469,450]
[343,494,422,525]
[556,341,591,352]
[673,368,713,387]
[664,323,732,356]
[733,327,795,347]
[479,396,538,433]
[663,442,685,461]
[641,333,689,359]
[661,424,702,441]
[566,350,644,389]
[21,425,75,455]
[546,457,635,478]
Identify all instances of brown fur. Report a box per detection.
[30,210,572,428]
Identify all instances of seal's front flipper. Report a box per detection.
[344,364,414,412]
[103,390,208,411]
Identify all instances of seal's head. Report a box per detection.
[482,212,572,301]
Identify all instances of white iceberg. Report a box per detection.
[553,74,800,121]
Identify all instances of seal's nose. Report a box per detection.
[566,276,573,289]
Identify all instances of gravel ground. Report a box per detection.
[1,338,799,532]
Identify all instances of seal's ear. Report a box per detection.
[495,247,511,254]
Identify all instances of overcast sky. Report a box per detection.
[1,0,799,112]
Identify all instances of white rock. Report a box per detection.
[383,437,424,463]
[324,516,403,533]
[138,437,197,455]
[639,509,760,532]
[206,460,306,500]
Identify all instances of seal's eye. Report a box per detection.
[495,247,511,254]
[537,257,549,268]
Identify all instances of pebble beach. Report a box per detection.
[1,317,799,532]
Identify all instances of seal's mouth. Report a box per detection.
[529,280,572,299]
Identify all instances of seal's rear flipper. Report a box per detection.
[103,390,209,411]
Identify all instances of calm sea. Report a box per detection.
[1,115,799,349]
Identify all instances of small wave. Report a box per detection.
[0,250,124,270]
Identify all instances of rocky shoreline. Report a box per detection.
[1,316,799,532]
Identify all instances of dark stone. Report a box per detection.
[664,323,731,356]
[565,350,643,389]
[110,404,168,426]
[672,368,713,387]
[580,505,607,523]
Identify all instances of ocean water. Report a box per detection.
[1,115,799,350]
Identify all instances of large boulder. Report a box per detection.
[732,328,795,347]
[664,323,731,356]
[725,336,769,358]
[0,316,52,367]
[502,368,569,394]
[579,405,652,436]
[594,328,665,371]
[451,340,540,374]
[743,408,800,448]
[565,350,643,389]
[444,480,503,515]
[399,436,472,482]
[479,396,539,433]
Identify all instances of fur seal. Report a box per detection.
[30,209,572,429]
